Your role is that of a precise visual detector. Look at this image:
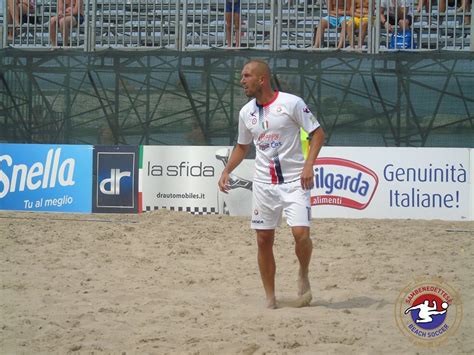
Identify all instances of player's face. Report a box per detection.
[240,63,261,98]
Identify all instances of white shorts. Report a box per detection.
[251,180,312,230]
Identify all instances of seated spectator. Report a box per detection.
[417,0,465,14]
[381,0,413,33]
[416,0,432,13]
[313,0,351,48]
[458,0,471,24]
[342,0,374,49]
[7,0,35,40]
[225,0,240,47]
[417,0,470,26]
[49,0,84,46]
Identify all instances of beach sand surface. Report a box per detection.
[1,210,473,354]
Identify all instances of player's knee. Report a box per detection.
[256,232,274,249]
[292,227,310,243]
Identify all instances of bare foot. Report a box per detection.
[267,296,277,309]
[298,273,311,297]
[297,291,313,307]
[276,291,312,308]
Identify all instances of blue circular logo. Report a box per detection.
[395,277,462,346]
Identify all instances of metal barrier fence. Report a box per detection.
[1,0,472,51]
[1,50,473,147]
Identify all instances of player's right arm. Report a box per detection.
[219,108,253,193]
[218,143,250,193]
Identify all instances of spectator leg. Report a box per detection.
[338,21,349,48]
[225,12,233,47]
[50,16,58,46]
[7,0,27,39]
[358,21,368,49]
[60,16,77,47]
[461,0,471,24]
[439,0,447,13]
[348,22,356,48]
[233,12,240,47]
[314,20,329,48]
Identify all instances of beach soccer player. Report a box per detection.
[218,60,325,309]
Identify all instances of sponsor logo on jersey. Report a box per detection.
[250,111,257,125]
[258,143,270,151]
[257,133,280,142]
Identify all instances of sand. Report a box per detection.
[1,210,473,354]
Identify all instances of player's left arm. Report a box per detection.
[292,98,325,190]
[301,127,325,190]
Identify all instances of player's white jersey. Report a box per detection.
[237,91,320,185]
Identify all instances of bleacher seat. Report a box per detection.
[1,0,470,51]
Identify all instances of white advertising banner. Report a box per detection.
[471,150,474,220]
[311,147,471,221]
[141,146,472,221]
[141,146,255,215]
[215,147,255,216]
[142,146,224,214]
[227,147,472,220]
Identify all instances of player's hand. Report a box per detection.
[300,165,314,190]
[218,171,230,194]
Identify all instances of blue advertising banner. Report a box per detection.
[92,146,139,213]
[0,144,93,213]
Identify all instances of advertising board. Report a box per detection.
[312,147,471,220]
[141,146,233,214]
[92,146,139,213]
[146,146,470,221]
[0,144,93,213]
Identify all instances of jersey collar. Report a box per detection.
[256,91,279,108]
